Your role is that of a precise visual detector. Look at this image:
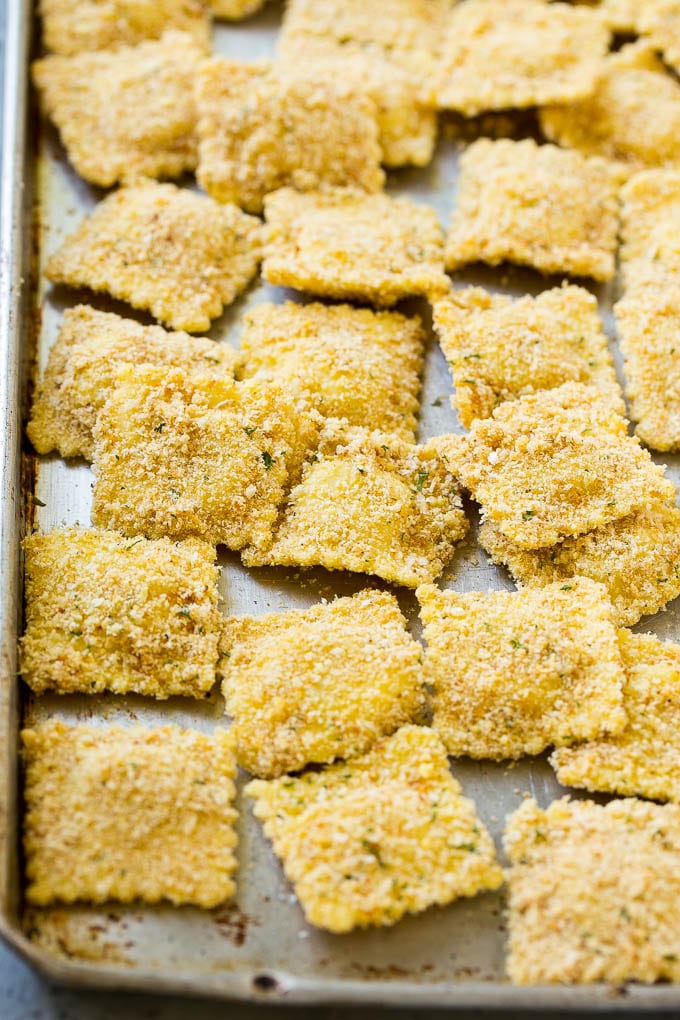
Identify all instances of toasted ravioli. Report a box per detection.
[39,0,211,55]
[209,0,265,17]
[504,796,680,984]
[242,423,468,588]
[445,139,622,281]
[195,59,384,214]
[540,43,680,174]
[638,0,680,75]
[452,382,674,549]
[418,579,626,760]
[619,168,680,283]
[33,32,204,187]
[434,0,609,116]
[433,286,622,427]
[246,726,503,933]
[262,188,449,306]
[92,365,319,550]
[20,528,221,699]
[27,306,239,461]
[480,500,680,628]
[222,590,426,778]
[45,183,262,333]
[238,302,423,440]
[22,721,237,907]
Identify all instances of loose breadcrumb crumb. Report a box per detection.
[504,796,680,984]
[209,0,264,18]
[619,168,680,284]
[246,725,503,933]
[600,0,644,31]
[23,721,238,908]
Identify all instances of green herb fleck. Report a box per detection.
[262,451,274,470]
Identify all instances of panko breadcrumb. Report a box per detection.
[433,286,623,427]
[479,498,680,628]
[262,188,449,306]
[433,0,609,116]
[22,721,237,907]
[222,589,426,778]
[418,578,626,760]
[246,726,503,933]
[92,365,319,550]
[32,32,204,187]
[638,0,680,75]
[451,381,674,549]
[19,528,221,699]
[504,796,680,984]
[209,0,265,18]
[619,168,680,283]
[38,0,211,56]
[445,138,623,281]
[27,306,240,461]
[45,183,262,333]
[195,59,384,214]
[238,301,423,440]
[242,422,469,588]
[600,0,642,30]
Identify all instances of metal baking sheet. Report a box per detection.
[3,0,680,1008]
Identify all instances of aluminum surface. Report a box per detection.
[3,1,680,1008]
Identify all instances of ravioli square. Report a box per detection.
[45,183,262,333]
[195,59,384,214]
[92,365,319,550]
[433,286,623,427]
[504,796,680,984]
[222,590,426,778]
[28,306,240,461]
[39,0,211,55]
[479,499,680,628]
[33,32,204,188]
[246,726,503,933]
[238,302,423,440]
[418,579,626,760]
[262,188,449,306]
[619,168,680,283]
[20,528,221,699]
[242,423,469,588]
[452,381,674,549]
[445,139,622,281]
[22,721,237,907]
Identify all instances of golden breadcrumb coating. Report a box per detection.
[419,579,626,760]
[262,188,449,306]
[246,726,503,933]
[209,0,264,17]
[39,0,211,56]
[92,365,319,549]
[20,528,221,698]
[433,286,623,427]
[433,0,609,115]
[552,629,680,802]
[195,59,384,214]
[638,0,680,75]
[45,183,262,333]
[619,168,680,284]
[479,499,680,628]
[33,32,204,188]
[600,0,643,30]
[222,589,426,778]
[23,721,237,908]
[238,301,423,440]
[27,306,239,461]
[504,796,680,984]
[451,381,674,549]
[242,422,469,588]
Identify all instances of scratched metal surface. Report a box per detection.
[3,0,680,1009]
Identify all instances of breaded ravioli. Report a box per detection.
[238,301,424,440]
[418,579,626,760]
[22,721,237,907]
[433,286,622,427]
[27,306,240,461]
[445,139,623,281]
[246,726,503,933]
[194,59,384,214]
[222,590,426,777]
[619,168,680,284]
[242,422,468,588]
[45,183,262,333]
[504,797,680,984]
[262,188,449,306]
[19,528,222,699]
